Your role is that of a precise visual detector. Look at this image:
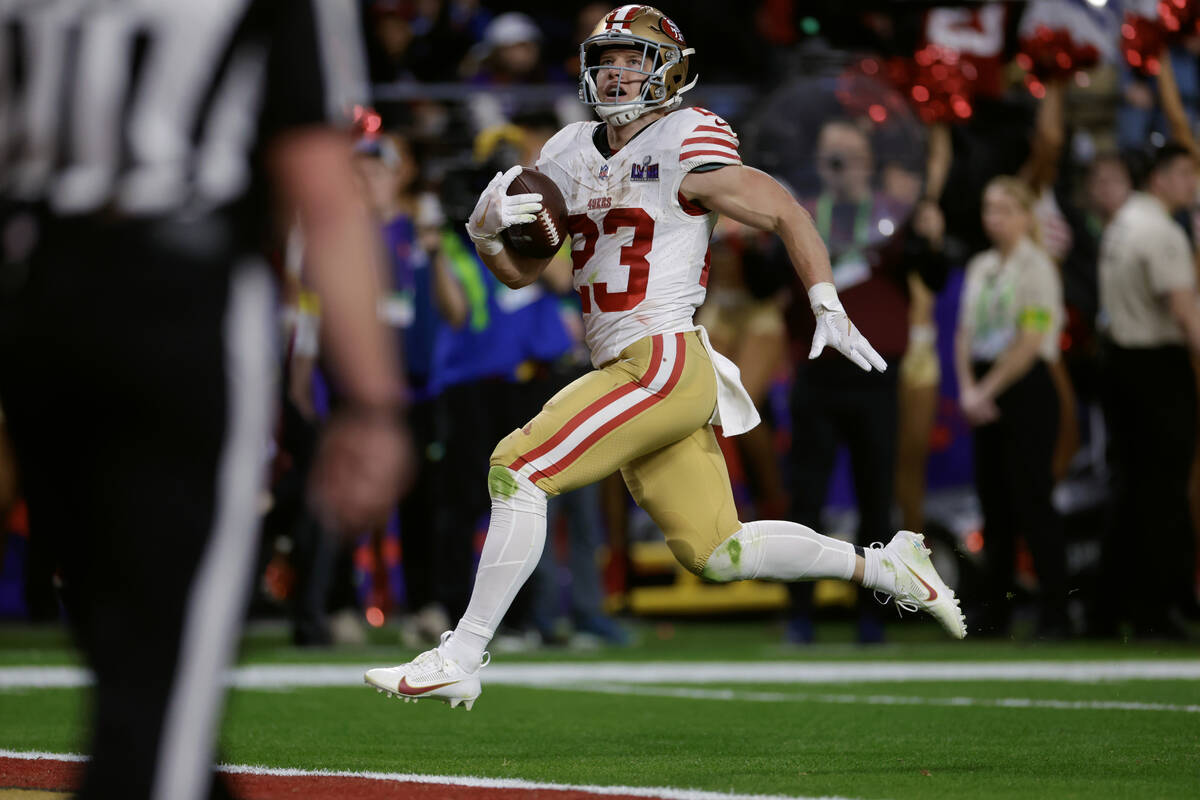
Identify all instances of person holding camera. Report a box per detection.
[785,119,947,644]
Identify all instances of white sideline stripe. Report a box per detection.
[0,748,856,800]
[4,659,1200,690]
[559,683,1200,714]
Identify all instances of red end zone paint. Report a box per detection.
[0,756,664,800]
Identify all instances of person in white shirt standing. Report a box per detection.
[956,176,1069,639]
[1096,143,1200,639]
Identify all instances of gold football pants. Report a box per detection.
[492,330,741,574]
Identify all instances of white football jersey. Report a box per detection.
[535,107,742,366]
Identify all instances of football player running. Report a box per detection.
[366,5,965,711]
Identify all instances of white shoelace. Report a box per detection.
[868,540,921,618]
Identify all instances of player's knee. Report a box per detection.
[699,526,750,583]
[487,465,546,514]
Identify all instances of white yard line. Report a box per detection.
[554,682,1200,713]
[3,659,1200,690]
[0,748,855,800]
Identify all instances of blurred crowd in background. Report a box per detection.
[3,0,1200,647]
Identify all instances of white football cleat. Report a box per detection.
[364,631,488,710]
[874,530,967,639]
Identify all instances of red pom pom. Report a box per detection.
[1159,0,1200,40]
[1017,25,1102,83]
[884,46,980,124]
[1123,8,1168,77]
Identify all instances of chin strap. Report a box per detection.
[593,79,696,126]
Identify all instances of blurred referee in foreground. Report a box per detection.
[0,2,411,799]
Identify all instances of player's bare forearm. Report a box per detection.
[270,128,404,410]
[681,165,834,289]
[478,243,553,289]
[774,200,836,291]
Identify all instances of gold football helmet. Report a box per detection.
[578,5,697,126]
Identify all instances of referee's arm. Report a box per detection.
[270,129,402,409]
[270,129,412,531]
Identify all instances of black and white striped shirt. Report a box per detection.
[0,0,368,219]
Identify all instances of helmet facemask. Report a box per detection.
[578,34,696,126]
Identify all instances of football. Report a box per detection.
[501,168,568,259]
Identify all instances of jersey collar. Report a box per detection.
[591,117,664,159]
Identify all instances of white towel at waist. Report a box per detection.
[693,324,761,437]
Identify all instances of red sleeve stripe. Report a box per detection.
[680,143,739,160]
[693,125,734,135]
[680,150,742,162]
[682,136,739,149]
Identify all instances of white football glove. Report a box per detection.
[808,282,887,372]
[466,164,544,255]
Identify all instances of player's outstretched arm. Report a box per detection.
[681,166,886,372]
[682,165,833,290]
[467,164,554,288]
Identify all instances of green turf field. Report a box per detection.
[2,620,1199,799]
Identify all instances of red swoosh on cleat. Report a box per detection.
[396,677,458,696]
[903,564,938,602]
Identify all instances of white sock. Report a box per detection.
[861,546,898,595]
[701,519,856,583]
[441,467,547,670]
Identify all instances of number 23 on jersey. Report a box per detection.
[567,208,655,313]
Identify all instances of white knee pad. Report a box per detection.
[487,465,547,515]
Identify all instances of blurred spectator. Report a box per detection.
[460,13,578,132]
[0,414,13,518]
[462,12,550,84]
[562,3,613,78]
[260,229,341,647]
[1061,153,1132,367]
[1116,43,1200,153]
[1053,151,1133,486]
[1009,80,1080,484]
[1095,143,1200,639]
[880,143,947,534]
[955,176,1068,639]
[353,130,470,645]
[1088,154,1136,227]
[894,201,947,532]
[366,0,489,83]
[784,118,946,644]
